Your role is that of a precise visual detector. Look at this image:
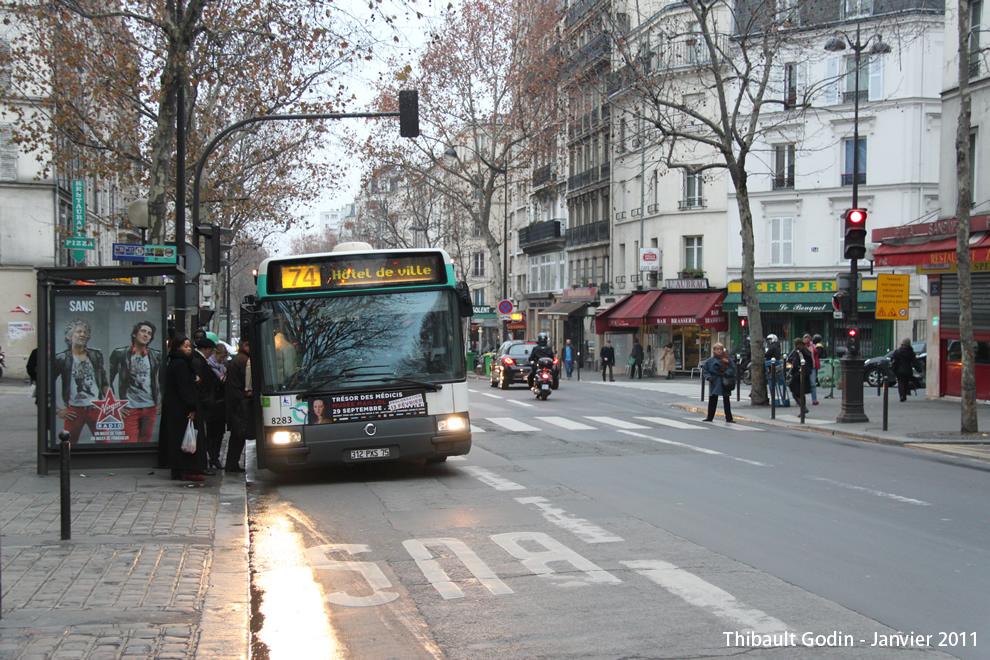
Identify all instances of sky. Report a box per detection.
[272,0,445,254]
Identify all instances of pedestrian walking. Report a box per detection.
[629,337,644,379]
[702,343,735,422]
[803,334,820,405]
[224,338,252,473]
[659,341,676,379]
[563,339,576,379]
[891,338,920,402]
[162,335,205,482]
[787,338,814,414]
[600,340,616,382]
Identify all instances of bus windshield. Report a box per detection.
[260,289,465,392]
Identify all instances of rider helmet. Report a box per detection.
[812,334,823,343]
[537,332,549,346]
[767,334,778,343]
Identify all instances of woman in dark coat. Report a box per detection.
[891,338,919,402]
[702,343,736,423]
[163,335,205,481]
[786,338,814,414]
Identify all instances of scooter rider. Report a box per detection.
[528,333,556,389]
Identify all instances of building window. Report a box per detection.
[770,217,794,266]
[473,288,485,306]
[843,0,872,18]
[0,40,11,90]
[684,236,703,271]
[680,171,704,209]
[784,63,798,109]
[843,138,867,186]
[843,56,869,103]
[971,0,984,78]
[970,129,979,204]
[0,124,16,182]
[773,144,795,189]
[472,252,485,278]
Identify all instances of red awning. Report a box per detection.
[645,291,728,330]
[594,290,663,334]
[874,233,990,267]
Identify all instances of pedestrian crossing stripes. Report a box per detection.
[475,415,760,435]
[635,416,708,431]
[487,417,541,432]
[583,416,650,429]
[535,416,597,430]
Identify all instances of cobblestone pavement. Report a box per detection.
[0,379,249,659]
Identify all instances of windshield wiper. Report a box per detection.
[381,376,442,392]
[298,365,390,398]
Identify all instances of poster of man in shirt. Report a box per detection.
[50,288,166,448]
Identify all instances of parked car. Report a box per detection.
[489,340,560,390]
[863,341,926,388]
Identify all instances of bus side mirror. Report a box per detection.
[455,281,473,318]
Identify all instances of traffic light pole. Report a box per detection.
[837,24,869,424]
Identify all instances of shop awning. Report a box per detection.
[541,301,588,316]
[646,291,727,330]
[594,290,663,334]
[723,291,876,313]
[873,233,990,267]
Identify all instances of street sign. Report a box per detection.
[63,237,95,250]
[875,273,910,320]
[498,299,513,315]
[113,243,178,263]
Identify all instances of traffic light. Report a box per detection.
[197,225,235,274]
[844,208,867,260]
[740,317,747,329]
[846,327,859,356]
[399,90,419,138]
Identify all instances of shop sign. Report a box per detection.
[772,303,831,312]
[640,248,660,271]
[665,278,709,289]
[728,280,837,293]
[563,287,597,301]
[472,305,495,317]
[916,262,990,274]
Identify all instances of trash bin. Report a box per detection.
[466,351,476,372]
[484,354,493,376]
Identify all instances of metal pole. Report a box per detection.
[700,366,706,401]
[838,24,869,423]
[59,431,71,540]
[799,356,806,424]
[770,359,777,419]
[882,380,889,431]
[503,171,509,343]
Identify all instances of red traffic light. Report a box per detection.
[848,328,858,338]
[847,209,867,224]
[740,318,747,327]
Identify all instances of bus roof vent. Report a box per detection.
[333,241,373,253]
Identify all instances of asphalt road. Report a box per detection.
[246,379,986,659]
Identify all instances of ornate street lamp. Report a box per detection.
[824,25,891,423]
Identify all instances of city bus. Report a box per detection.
[241,242,474,472]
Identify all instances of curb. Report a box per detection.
[670,402,990,467]
[198,476,252,659]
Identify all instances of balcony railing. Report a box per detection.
[533,164,554,188]
[678,197,706,211]
[648,203,659,213]
[519,220,564,250]
[842,90,868,104]
[772,176,795,190]
[841,173,866,186]
[566,219,609,247]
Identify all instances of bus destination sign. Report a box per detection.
[274,253,446,293]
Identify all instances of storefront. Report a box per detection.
[594,288,727,372]
[469,305,500,353]
[721,279,887,358]
[873,214,990,399]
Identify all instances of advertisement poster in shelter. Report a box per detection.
[49,287,167,450]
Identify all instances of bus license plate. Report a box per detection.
[351,448,390,460]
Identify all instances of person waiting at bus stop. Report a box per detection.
[224,338,252,473]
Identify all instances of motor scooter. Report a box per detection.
[531,357,554,400]
[0,345,6,379]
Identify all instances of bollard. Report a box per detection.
[59,431,71,541]
[882,380,889,431]
[769,360,776,419]
[799,356,806,425]
[700,367,706,401]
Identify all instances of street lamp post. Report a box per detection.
[444,146,509,342]
[825,24,891,423]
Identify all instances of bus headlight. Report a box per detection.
[437,415,469,433]
[270,430,302,445]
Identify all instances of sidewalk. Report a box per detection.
[0,378,250,659]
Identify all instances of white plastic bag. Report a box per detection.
[181,419,197,454]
